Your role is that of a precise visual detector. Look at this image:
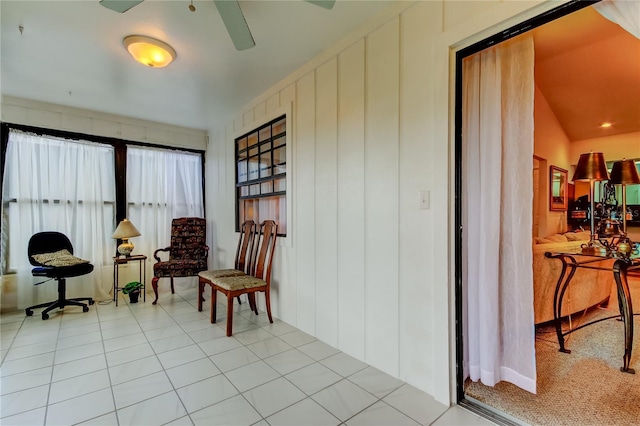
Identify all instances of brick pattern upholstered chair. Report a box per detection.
[151,217,209,305]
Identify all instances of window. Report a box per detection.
[126,146,205,258]
[236,115,287,235]
[1,129,117,301]
[1,123,205,303]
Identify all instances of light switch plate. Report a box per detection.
[419,190,430,210]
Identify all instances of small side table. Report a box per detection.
[113,254,147,306]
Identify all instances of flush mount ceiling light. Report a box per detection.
[600,122,613,128]
[123,35,176,68]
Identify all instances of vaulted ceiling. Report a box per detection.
[533,5,640,142]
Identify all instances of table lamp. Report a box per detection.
[572,152,609,254]
[610,159,640,234]
[112,219,141,256]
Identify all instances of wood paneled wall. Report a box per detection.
[206,0,549,403]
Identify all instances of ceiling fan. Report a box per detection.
[99,0,336,51]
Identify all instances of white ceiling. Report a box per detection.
[1,0,397,130]
[2,1,639,140]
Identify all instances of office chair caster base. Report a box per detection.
[89,300,95,305]
[83,306,89,312]
[42,313,49,320]
[26,309,34,316]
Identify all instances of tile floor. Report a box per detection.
[0,287,494,426]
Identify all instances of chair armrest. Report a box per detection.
[153,247,171,262]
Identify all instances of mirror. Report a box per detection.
[550,165,568,211]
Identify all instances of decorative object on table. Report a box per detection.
[151,217,209,305]
[112,218,141,256]
[572,152,610,255]
[600,159,640,259]
[549,165,568,211]
[610,158,640,235]
[121,281,143,303]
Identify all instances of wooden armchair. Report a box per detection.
[151,217,209,305]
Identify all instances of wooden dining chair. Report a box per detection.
[204,220,277,336]
[197,220,257,311]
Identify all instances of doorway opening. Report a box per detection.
[454,0,640,423]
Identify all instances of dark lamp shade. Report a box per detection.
[572,152,609,182]
[112,219,141,239]
[610,159,640,185]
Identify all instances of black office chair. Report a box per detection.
[25,232,95,320]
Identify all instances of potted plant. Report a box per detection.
[122,281,143,303]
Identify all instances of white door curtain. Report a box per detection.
[462,35,537,393]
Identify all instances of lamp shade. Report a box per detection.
[610,159,640,185]
[112,219,141,239]
[572,152,610,182]
[123,35,176,68]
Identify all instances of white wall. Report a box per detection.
[1,96,207,150]
[206,0,550,404]
[534,86,572,237]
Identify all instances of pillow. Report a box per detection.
[546,234,568,242]
[535,237,554,244]
[575,231,592,241]
[564,232,581,242]
[32,249,90,267]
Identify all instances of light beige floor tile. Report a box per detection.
[311,379,377,422]
[117,391,187,426]
[165,358,221,389]
[108,355,163,386]
[0,352,55,377]
[112,371,173,409]
[0,384,49,418]
[176,374,238,413]
[348,366,404,398]
[52,354,107,382]
[266,397,340,426]
[0,366,52,395]
[0,406,46,425]
[190,394,262,426]
[46,388,115,425]
[383,384,448,425]
[346,401,419,425]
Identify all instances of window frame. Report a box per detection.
[0,122,206,271]
[234,104,292,240]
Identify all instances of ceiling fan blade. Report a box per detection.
[214,0,256,51]
[304,0,336,10]
[99,0,144,13]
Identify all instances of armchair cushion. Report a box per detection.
[199,269,245,281]
[154,259,207,277]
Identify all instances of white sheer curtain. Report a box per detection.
[594,0,640,39]
[126,147,204,286]
[462,35,537,393]
[1,130,115,307]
